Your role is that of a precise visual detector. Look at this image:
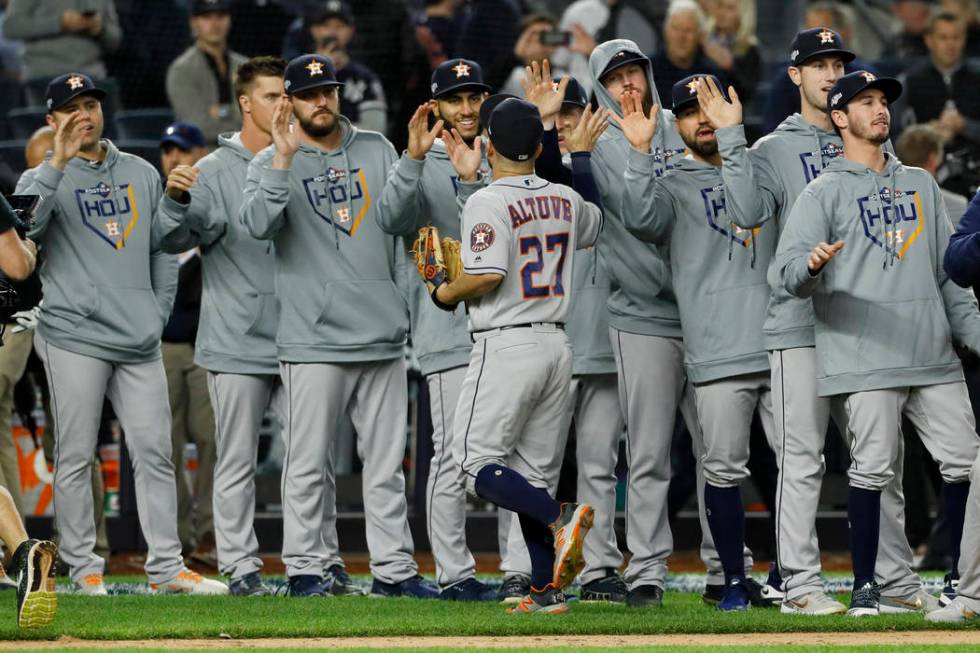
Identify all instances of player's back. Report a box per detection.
[461,174,602,332]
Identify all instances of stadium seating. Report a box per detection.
[114,108,176,141]
[0,140,27,177]
[6,107,47,140]
[116,140,162,174]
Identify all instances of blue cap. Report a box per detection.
[160,121,206,150]
[828,70,903,112]
[430,58,491,99]
[598,48,648,82]
[488,98,542,162]
[45,73,106,112]
[789,27,855,67]
[557,77,588,109]
[671,74,727,114]
[478,93,517,134]
[284,54,343,96]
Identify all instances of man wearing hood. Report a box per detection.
[159,56,359,598]
[587,38,760,608]
[376,58,498,602]
[620,74,777,611]
[16,72,227,596]
[241,54,434,599]
[776,71,980,616]
[721,27,940,616]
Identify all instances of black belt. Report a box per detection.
[471,322,565,340]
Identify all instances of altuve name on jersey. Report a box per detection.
[507,195,574,230]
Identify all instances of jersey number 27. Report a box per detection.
[520,232,569,300]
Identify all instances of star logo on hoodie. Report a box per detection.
[306,60,325,76]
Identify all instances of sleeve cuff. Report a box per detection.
[36,162,65,190]
[626,145,657,172]
[398,152,426,177]
[261,167,291,187]
[716,124,747,150]
[161,194,190,214]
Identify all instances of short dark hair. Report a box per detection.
[927,10,967,35]
[234,56,288,99]
[520,12,556,32]
[895,124,945,167]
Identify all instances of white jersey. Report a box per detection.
[461,174,602,331]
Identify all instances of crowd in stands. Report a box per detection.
[0,0,978,574]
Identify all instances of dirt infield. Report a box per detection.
[0,631,974,649]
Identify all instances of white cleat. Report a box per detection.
[879,588,941,614]
[150,568,228,595]
[926,597,979,623]
[780,590,847,615]
[74,573,109,596]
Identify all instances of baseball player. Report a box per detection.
[934,190,980,622]
[376,58,497,601]
[720,28,937,614]
[240,54,434,598]
[586,39,762,607]
[17,72,226,595]
[620,74,778,610]
[433,97,599,614]
[775,71,980,616]
[520,62,626,602]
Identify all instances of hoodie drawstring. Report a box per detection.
[869,167,898,269]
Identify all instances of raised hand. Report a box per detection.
[50,111,86,171]
[564,105,610,153]
[270,96,300,169]
[443,128,482,182]
[165,165,200,202]
[611,89,658,153]
[407,104,444,160]
[521,59,566,127]
[696,76,742,130]
[807,240,844,273]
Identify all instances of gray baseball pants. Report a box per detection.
[207,372,284,580]
[612,329,753,589]
[35,334,184,585]
[772,348,921,600]
[279,359,417,582]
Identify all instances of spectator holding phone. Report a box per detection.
[3,0,121,80]
[703,0,760,103]
[499,13,593,98]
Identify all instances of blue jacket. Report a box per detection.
[945,190,980,287]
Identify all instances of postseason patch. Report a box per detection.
[470,223,494,252]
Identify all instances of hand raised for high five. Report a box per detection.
[563,105,610,154]
[442,128,482,182]
[611,89,658,153]
[521,59,567,128]
[696,76,742,130]
[407,104,445,161]
[50,111,87,171]
[271,96,300,169]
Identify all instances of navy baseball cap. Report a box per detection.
[671,74,727,115]
[599,48,648,82]
[488,98,543,162]
[789,27,855,67]
[431,58,491,99]
[192,0,231,15]
[45,73,106,112]
[283,54,343,96]
[161,121,206,150]
[478,93,517,133]
[827,70,903,112]
[306,0,354,25]
[557,77,588,109]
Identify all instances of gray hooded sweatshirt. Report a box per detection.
[776,153,980,396]
[589,39,688,338]
[376,140,479,376]
[17,140,177,363]
[156,131,278,376]
[622,126,777,383]
[723,113,895,351]
[240,118,408,363]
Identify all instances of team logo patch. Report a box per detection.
[452,62,471,78]
[686,79,700,95]
[861,71,876,83]
[470,223,494,252]
[306,60,324,76]
[817,29,835,44]
[856,188,923,258]
[66,75,85,90]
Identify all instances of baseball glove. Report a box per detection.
[412,225,463,291]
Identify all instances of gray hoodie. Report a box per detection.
[622,126,777,383]
[156,131,278,376]
[17,140,177,363]
[776,153,980,395]
[240,118,408,363]
[723,113,894,351]
[376,141,478,376]
[589,39,688,338]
